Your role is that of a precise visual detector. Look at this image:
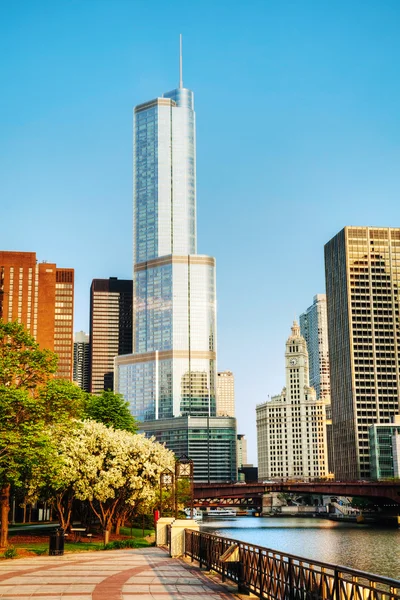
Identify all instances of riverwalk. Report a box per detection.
[0,546,245,599]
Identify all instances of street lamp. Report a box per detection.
[175,455,194,518]
[159,468,174,518]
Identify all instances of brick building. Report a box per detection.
[0,251,74,380]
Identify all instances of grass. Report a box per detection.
[1,526,155,558]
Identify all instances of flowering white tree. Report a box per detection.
[56,420,175,539]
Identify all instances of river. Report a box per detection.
[200,516,400,580]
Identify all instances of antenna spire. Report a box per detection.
[179,34,183,88]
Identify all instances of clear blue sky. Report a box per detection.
[1,0,400,464]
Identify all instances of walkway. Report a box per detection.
[0,546,244,599]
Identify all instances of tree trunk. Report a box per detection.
[103,529,110,545]
[0,484,10,548]
[114,518,121,535]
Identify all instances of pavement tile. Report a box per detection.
[0,547,239,600]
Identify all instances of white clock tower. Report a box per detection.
[256,321,330,480]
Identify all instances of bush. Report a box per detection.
[3,546,18,559]
[103,539,143,550]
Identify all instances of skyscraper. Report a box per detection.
[115,42,236,481]
[90,278,132,394]
[325,226,400,480]
[299,295,330,401]
[73,331,90,391]
[256,322,329,480]
[216,371,235,417]
[0,251,74,379]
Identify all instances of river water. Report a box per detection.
[200,516,400,580]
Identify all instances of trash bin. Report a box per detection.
[49,528,65,556]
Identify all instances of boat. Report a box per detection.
[204,507,237,518]
[183,508,203,520]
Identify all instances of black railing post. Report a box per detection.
[199,534,203,569]
[334,568,340,600]
[259,549,264,599]
[238,547,250,595]
[288,557,294,600]
[191,531,194,562]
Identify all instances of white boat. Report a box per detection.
[183,508,203,520]
[204,507,237,518]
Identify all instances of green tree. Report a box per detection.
[0,320,85,547]
[84,390,137,433]
[0,320,57,388]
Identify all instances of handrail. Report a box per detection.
[184,529,400,599]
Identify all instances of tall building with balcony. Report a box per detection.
[73,331,90,391]
[90,278,132,393]
[216,370,235,416]
[114,47,236,481]
[0,251,74,379]
[256,322,329,480]
[325,226,400,479]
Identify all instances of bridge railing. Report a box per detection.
[184,529,400,600]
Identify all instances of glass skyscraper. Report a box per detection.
[115,56,236,480]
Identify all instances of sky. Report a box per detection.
[1,0,400,464]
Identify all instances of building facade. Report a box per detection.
[369,416,400,480]
[73,331,90,391]
[114,55,236,481]
[139,416,237,483]
[0,251,74,379]
[256,322,329,480]
[299,294,330,400]
[300,294,334,474]
[237,433,248,469]
[216,371,235,417]
[325,226,400,479]
[90,278,132,394]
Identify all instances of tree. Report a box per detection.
[84,390,137,434]
[0,320,57,388]
[0,320,86,546]
[46,420,174,542]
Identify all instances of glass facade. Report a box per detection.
[299,294,331,401]
[369,420,400,479]
[115,78,234,482]
[325,227,400,479]
[139,416,237,483]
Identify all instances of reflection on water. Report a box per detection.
[201,517,400,580]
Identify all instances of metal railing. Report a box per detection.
[185,529,400,600]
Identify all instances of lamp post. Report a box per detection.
[175,455,194,518]
[159,468,174,518]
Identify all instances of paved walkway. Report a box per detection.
[0,547,243,599]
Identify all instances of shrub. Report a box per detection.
[4,546,18,559]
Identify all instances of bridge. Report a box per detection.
[193,481,400,508]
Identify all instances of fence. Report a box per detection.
[184,529,400,600]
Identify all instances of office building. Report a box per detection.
[369,416,400,480]
[300,294,333,473]
[90,278,132,394]
[73,331,90,391]
[325,226,400,479]
[299,294,330,400]
[237,433,248,469]
[115,44,236,481]
[140,416,237,483]
[216,371,235,416]
[256,322,329,480]
[0,251,74,379]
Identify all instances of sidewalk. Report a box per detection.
[0,546,246,599]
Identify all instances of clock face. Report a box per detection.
[289,358,297,366]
